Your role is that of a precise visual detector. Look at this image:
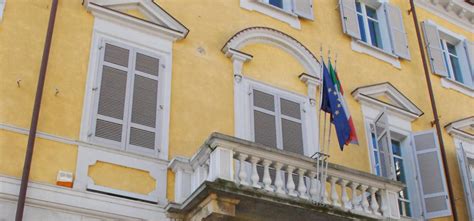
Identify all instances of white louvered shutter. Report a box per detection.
[292,0,314,20]
[421,22,448,77]
[457,144,474,220]
[412,130,452,219]
[252,89,278,148]
[374,112,394,180]
[280,98,304,154]
[339,0,361,40]
[384,3,410,60]
[463,40,474,85]
[127,52,160,153]
[94,43,130,145]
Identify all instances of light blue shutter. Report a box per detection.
[339,0,361,40]
[384,3,410,60]
[421,21,448,77]
[128,52,160,153]
[412,130,452,219]
[374,112,394,179]
[94,43,130,144]
[463,40,474,86]
[457,144,474,220]
[293,0,314,20]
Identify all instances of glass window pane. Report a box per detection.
[447,42,457,55]
[368,20,383,48]
[358,14,367,43]
[374,150,381,176]
[391,140,402,157]
[394,158,406,183]
[450,55,464,83]
[269,0,283,8]
[356,2,362,13]
[365,6,377,19]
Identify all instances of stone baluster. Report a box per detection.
[297,168,308,199]
[369,187,381,216]
[274,162,285,194]
[329,176,341,207]
[339,179,351,210]
[249,156,261,188]
[262,160,273,192]
[286,166,297,197]
[379,189,389,217]
[308,171,319,201]
[237,153,248,186]
[350,182,362,211]
[322,175,330,204]
[359,185,371,213]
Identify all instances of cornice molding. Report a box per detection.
[445,116,474,142]
[352,82,423,121]
[415,0,474,31]
[84,0,189,40]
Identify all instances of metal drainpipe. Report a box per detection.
[15,0,59,220]
[408,0,458,220]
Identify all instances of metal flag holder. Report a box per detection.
[309,45,338,203]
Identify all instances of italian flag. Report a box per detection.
[328,62,359,145]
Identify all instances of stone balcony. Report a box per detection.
[166,133,404,221]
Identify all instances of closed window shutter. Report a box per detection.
[253,89,278,148]
[463,40,474,84]
[292,0,314,20]
[280,98,304,154]
[128,52,160,151]
[413,130,452,219]
[421,22,448,77]
[339,0,361,40]
[384,3,410,60]
[94,44,129,143]
[457,144,474,220]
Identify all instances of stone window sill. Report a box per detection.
[441,77,474,97]
[240,0,301,29]
[351,39,401,69]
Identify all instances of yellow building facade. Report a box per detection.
[0,0,472,220]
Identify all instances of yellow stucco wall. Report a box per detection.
[88,161,156,195]
[0,0,472,220]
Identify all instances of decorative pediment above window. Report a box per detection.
[83,0,189,40]
[351,82,423,121]
[445,116,474,141]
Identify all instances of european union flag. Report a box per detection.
[321,62,351,150]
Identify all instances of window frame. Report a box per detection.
[249,81,307,154]
[80,18,173,161]
[90,38,163,157]
[362,107,423,219]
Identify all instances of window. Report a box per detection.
[91,40,161,156]
[441,40,465,84]
[368,117,411,217]
[339,0,411,64]
[356,1,383,49]
[251,87,305,155]
[0,0,5,22]
[240,0,314,29]
[422,20,474,91]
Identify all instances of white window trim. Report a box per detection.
[80,17,172,160]
[440,77,474,97]
[454,138,474,221]
[361,105,424,219]
[0,175,167,220]
[235,76,319,156]
[240,0,301,29]
[351,0,401,68]
[414,0,474,32]
[351,39,401,68]
[74,145,168,204]
[0,0,5,22]
[425,20,474,94]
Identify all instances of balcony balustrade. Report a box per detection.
[168,133,404,220]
